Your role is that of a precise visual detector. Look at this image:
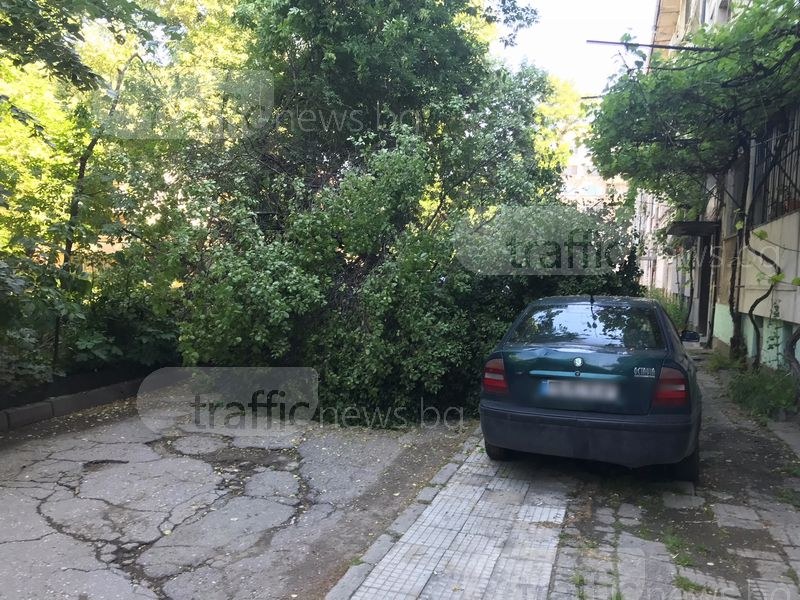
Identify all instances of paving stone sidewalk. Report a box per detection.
[549,360,800,600]
[329,437,575,599]
[333,350,800,600]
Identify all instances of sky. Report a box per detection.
[492,0,659,96]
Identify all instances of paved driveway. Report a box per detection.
[0,403,470,600]
[338,352,800,599]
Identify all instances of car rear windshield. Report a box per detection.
[507,303,666,350]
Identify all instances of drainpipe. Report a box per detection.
[737,140,758,357]
[707,229,719,348]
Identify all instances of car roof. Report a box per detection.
[527,296,660,309]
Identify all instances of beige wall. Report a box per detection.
[653,0,731,52]
[738,211,800,326]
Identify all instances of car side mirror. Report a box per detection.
[680,330,701,342]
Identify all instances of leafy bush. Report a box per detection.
[647,289,688,330]
[706,351,741,372]
[178,242,324,366]
[729,368,796,420]
[83,276,179,368]
[0,327,51,393]
[0,259,53,392]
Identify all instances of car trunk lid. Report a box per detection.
[502,345,667,415]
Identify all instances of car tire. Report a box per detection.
[484,441,511,461]
[672,442,700,484]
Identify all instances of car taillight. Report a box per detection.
[654,367,688,408]
[482,358,509,395]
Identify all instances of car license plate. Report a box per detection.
[541,379,619,401]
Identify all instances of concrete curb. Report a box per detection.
[0,378,143,433]
[4,402,53,429]
[324,427,484,600]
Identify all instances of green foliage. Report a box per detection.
[0,258,54,391]
[764,301,784,365]
[99,155,327,367]
[706,351,741,372]
[0,325,51,391]
[0,0,162,90]
[535,77,586,170]
[777,488,800,509]
[662,529,694,568]
[674,576,710,594]
[729,367,796,419]
[68,329,122,364]
[0,0,644,420]
[646,289,688,329]
[588,0,800,211]
[178,242,324,366]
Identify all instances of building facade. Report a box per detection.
[637,0,800,367]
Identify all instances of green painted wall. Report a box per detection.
[712,302,800,367]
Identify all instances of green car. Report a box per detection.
[479,296,701,482]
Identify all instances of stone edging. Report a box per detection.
[0,379,144,434]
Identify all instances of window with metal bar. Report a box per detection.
[751,105,800,227]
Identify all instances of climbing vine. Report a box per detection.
[588,0,800,398]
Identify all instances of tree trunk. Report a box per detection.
[747,285,774,369]
[53,55,138,367]
[727,234,745,359]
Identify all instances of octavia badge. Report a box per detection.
[634,367,656,378]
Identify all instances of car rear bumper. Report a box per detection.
[480,399,699,468]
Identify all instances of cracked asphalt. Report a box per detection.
[0,400,471,600]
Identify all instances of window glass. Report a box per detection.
[508,304,665,350]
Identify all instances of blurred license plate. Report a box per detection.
[542,380,619,401]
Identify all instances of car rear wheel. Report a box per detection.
[672,441,700,483]
[484,440,511,461]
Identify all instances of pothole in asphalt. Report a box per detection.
[82,459,129,472]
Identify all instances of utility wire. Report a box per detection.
[586,39,720,52]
